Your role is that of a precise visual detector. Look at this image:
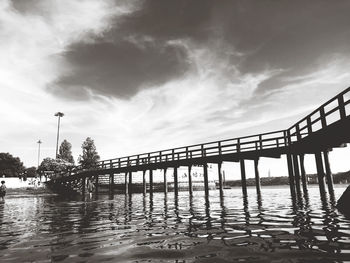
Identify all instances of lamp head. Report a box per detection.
[54,112,64,117]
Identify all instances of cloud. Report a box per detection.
[49,39,191,99]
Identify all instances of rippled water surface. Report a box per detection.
[1,185,350,262]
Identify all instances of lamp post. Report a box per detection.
[37,140,42,167]
[54,112,64,159]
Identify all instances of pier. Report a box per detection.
[47,87,350,204]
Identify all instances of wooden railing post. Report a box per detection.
[218,141,222,155]
[338,95,347,120]
[296,124,301,141]
[307,117,313,135]
[320,108,327,128]
[259,135,263,149]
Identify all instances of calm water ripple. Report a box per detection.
[1,185,350,262]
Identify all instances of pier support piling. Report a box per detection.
[254,158,261,197]
[299,154,308,197]
[109,173,114,193]
[125,172,128,195]
[218,162,223,197]
[240,159,248,197]
[149,170,153,194]
[188,165,193,196]
[163,169,168,194]
[203,163,209,197]
[315,152,327,200]
[292,154,302,198]
[286,153,297,201]
[128,171,133,194]
[323,150,335,201]
[143,170,147,195]
[174,167,178,196]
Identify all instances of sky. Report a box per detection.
[1,0,350,179]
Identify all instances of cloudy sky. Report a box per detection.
[1,0,350,177]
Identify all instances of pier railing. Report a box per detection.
[287,87,350,143]
[54,87,350,179]
[62,129,289,177]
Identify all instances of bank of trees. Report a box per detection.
[0,152,25,178]
[1,137,100,178]
[38,137,100,176]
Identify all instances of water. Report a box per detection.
[1,185,350,262]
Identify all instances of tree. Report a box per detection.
[0,152,25,178]
[38,157,74,175]
[26,167,37,178]
[78,137,100,169]
[57,139,74,164]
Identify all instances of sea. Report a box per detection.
[0,185,349,263]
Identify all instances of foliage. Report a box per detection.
[58,139,74,164]
[26,167,37,178]
[78,137,100,169]
[0,152,25,178]
[38,157,74,174]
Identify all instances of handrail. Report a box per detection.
[287,86,350,143]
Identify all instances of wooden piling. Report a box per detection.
[323,151,335,201]
[292,154,302,198]
[203,163,209,197]
[125,172,128,195]
[254,158,261,197]
[128,171,132,194]
[240,159,247,197]
[110,173,114,192]
[164,168,168,194]
[149,169,153,194]
[314,152,327,199]
[143,170,147,195]
[218,162,223,197]
[286,153,297,200]
[174,167,178,195]
[188,165,193,196]
[299,154,308,196]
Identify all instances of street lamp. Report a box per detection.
[54,112,64,158]
[37,139,42,167]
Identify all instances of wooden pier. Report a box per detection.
[47,87,350,204]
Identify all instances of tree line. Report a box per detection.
[0,137,100,179]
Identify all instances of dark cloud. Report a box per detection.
[51,40,190,99]
[47,0,350,100]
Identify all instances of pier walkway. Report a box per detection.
[47,87,350,203]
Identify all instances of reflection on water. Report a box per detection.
[1,186,350,262]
